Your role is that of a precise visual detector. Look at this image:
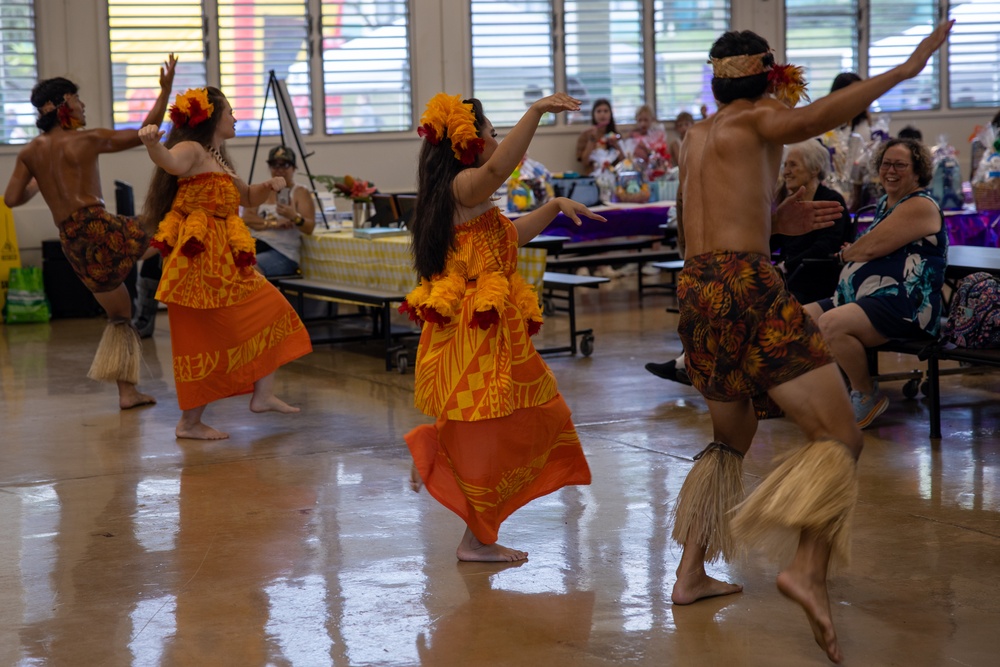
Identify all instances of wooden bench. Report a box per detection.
[537,272,609,356]
[273,277,415,371]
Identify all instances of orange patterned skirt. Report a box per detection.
[166,282,312,410]
[406,392,590,545]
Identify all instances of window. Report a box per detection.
[319,0,412,134]
[565,1,644,124]
[786,0,938,112]
[0,0,39,144]
[218,0,311,135]
[108,0,411,136]
[108,0,207,130]
[948,0,1000,108]
[471,1,555,128]
[653,0,731,120]
[785,0,856,105]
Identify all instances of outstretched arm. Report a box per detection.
[238,177,287,208]
[453,93,581,208]
[512,197,606,246]
[755,21,953,145]
[139,125,203,176]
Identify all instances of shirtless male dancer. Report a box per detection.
[4,54,177,409]
[668,22,952,664]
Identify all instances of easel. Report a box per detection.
[249,70,329,228]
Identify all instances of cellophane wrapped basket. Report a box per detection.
[973,179,1000,211]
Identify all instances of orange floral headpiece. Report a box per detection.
[169,88,214,128]
[418,93,485,165]
[710,52,810,108]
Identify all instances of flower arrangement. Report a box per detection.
[315,174,377,203]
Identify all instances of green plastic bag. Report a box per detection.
[2,266,51,323]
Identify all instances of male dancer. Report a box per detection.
[4,55,177,409]
[669,22,952,664]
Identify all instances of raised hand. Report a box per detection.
[533,92,582,115]
[138,124,164,147]
[160,53,178,91]
[900,20,954,79]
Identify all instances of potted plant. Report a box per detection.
[315,174,377,226]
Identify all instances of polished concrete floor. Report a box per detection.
[1,280,999,667]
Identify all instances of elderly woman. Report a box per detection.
[804,138,947,429]
[771,139,851,304]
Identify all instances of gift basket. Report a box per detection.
[506,156,554,213]
[614,159,650,203]
[971,126,1000,211]
[929,137,964,211]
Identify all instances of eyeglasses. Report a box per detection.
[879,160,911,172]
[269,161,293,169]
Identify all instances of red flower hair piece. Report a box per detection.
[169,89,215,128]
[767,64,810,108]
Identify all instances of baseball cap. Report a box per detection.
[267,145,297,167]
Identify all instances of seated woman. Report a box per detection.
[243,145,315,276]
[575,98,620,176]
[771,139,851,304]
[804,138,947,429]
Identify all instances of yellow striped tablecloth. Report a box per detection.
[299,230,546,294]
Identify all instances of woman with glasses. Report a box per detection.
[804,138,947,429]
[243,145,316,277]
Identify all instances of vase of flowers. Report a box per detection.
[315,174,377,226]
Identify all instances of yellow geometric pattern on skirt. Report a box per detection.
[155,172,266,309]
[403,207,553,421]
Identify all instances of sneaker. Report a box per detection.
[851,384,889,429]
[644,360,693,386]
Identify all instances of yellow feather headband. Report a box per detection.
[418,93,485,165]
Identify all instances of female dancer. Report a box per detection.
[402,92,603,561]
[139,88,312,440]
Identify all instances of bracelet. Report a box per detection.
[294,215,305,227]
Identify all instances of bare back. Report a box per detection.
[15,127,139,224]
[680,97,786,258]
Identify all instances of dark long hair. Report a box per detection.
[410,98,486,280]
[140,87,233,232]
[830,72,869,132]
[31,77,78,132]
[590,98,617,135]
[709,31,774,104]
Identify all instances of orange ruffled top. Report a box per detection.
[401,207,549,421]
[153,172,265,309]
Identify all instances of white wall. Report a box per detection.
[2,0,995,266]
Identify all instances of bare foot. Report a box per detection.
[176,422,230,440]
[671,572,743,605]
[457,529,528,562]
[410,463,424,492]
[249,395,300,414]
[120,391,156,410]
[777,570,842,663]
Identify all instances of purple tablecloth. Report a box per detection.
[858,209,999,247]
[537,204,672,242]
